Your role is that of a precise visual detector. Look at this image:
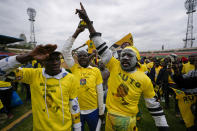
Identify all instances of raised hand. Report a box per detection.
[75,2,90,23]
[16,44,57,64]
[29,44,57,61]
[75,2,96,34]
[72,22,86,39]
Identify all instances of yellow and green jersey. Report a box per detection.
[70,64,103,110]
[15,68,78,131]
[172,88,197,128]
[85,40,96,54]
[106,57,155,117]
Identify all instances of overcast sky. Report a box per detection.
[0,0,197,51]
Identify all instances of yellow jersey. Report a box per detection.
[15,68,78,131]
[137,64,148,73]
[147,62,154,69]
[172,88,197,128]
[70,64,103,110]
[106,57,155,116]
[182,62,195,74]
[85,40,96,54]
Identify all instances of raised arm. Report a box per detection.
[75,3,112,65]
[73,43,86,52]
[0,44,56,80]
[62,25,85,68]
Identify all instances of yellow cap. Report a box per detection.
[124,46,141,60]
[115,33,133,46]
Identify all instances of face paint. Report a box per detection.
[120,49,137,72]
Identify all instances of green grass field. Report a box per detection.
[0,87,187,131]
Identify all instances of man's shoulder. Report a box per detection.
[133,71,150,81]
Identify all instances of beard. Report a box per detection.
[120,58,137,72]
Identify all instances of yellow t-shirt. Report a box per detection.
[137,64,148,73]
[70,64,103,110]
[146,62,154,72]
[0,81,11,88]
[182,62,195,74]
[106,57,155,117]
[85,40,96,54]
[171,88,197,128]
[15,68,78,131]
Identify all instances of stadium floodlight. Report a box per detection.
[185,0,197,13]
[27,8,36,21]
[27,8,37,47]
[183,0,197,48]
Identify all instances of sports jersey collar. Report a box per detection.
[42,68,68,79]
[77,64,93,69]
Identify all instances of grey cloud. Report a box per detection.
[0,0,196,51]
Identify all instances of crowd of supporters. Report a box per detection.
[0,2,197,131]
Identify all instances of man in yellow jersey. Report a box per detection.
[0,44,81,131]
[172,54,197,130]
[62,22,104,131]
[149,58,162,85]
[182,54,195,74]
[75,3,169,131]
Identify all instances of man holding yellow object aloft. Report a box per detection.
[62,21,104,131]
[75,3,169,131]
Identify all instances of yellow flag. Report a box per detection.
[171,88,186,99]
[115,33,133,46]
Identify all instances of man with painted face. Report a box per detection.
[0,44,81,131]
[62,22,104,131]
[75,3,169,131]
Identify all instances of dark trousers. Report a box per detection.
[0,88,12,114]
[80,108,99,131]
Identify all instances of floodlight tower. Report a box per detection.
[183,0,197,48]
[27,8,36,48]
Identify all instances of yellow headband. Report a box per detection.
[124,46,141,61]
